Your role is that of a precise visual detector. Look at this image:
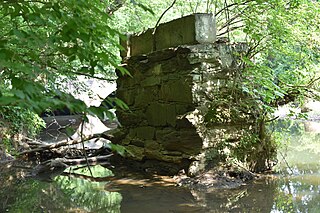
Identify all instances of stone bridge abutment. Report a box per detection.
[113,14,269,175]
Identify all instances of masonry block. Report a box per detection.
[115,14,261,176]
[121,13,216,57]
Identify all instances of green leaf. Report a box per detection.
[114,98,129,110]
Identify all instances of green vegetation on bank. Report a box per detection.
[0,106,45,152]
[0,0,319,165]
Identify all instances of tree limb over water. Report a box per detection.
[18,132,115,156]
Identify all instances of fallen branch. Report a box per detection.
[28,154,114,181]
[59,154,114,165]
[18,132,114,156]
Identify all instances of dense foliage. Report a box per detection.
[114,0,320,111]
[1,0,319,118]
[111,0,320,169]
[0,0,319,162]
[0,0,126,116]
[0,106,45,151]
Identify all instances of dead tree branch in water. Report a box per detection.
[18,132,114,156]
[29,154,113,181]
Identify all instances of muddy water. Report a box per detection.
[1,120,320,213]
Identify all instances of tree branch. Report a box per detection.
[152,0,176,51]
[216,25,245,37]
[218,15,243,31]
[215,0,254,17]
[18,132,114,156]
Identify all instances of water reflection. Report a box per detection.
[1,165,122,213]
[272,119,320,212]
[1,120,320,212]
[273,175,320,212]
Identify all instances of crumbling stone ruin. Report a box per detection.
[114,14,268,175]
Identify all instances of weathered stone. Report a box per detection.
[165,104,176,127]
[128,128,137,138]
[145,149,163,161]
[161,150,183,156]
[126,145,145,161]
[146,103,167,126]
[175,104,194,115]
[116,74,138,89]
[151,64,162,75]
[121,138,132,146]
[136,126,155,140]
[146,103,177,127]
[179,130,203,155]
[134,87,158,108]
[160,130,202,155]
[147,49,177,63]
[155,14,216,51]
[115,14,264,175]
[160,55,193,74]
[130,139,145,148]
[116,110,146,126]
[124,28,153,57]
[116,89,136,106]
[186,43,247,68]
[140,76,161,87]
[160,79,193,103]
[158,130,180,142]
[155,128,174,140]
[144,140,160,151]
[176,117,194,129]
[144,141,164,161]
[121,13,216,57]
[160,155,183,163]
[142,64,162,76]
[106,128,127,144]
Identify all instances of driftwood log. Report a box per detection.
[18,132,114,156]
[11,130,117,181]
[30,154,113,181]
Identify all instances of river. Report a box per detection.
[1,119,320,213]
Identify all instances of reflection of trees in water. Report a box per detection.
[0,179,73,212]
[0,165,122,213]
[190,177,318,212]
[274,178,320,212]
[56,175,122,213]
[1,164,319,212]
[270,119,320,212]
[55,166,122,213]
[272,119,320,174]
[188,179,277,212]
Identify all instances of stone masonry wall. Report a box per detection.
[115,14,257,175]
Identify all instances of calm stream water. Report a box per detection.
[1,120,320,213]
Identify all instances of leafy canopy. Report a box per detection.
[0,0,127,117]
[1,0,319,120]
[115,0,320,113]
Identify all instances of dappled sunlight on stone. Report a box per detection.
[116,27,261,175]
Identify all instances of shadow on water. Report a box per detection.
[1,120,320,212]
